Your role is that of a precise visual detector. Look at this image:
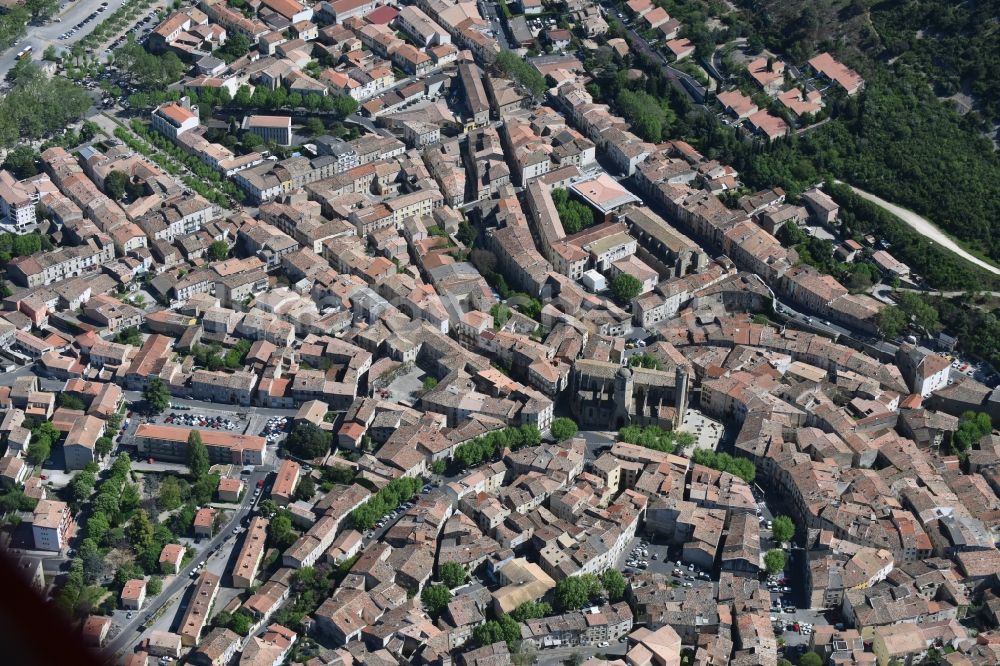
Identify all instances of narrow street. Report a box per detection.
[103,467,271,660]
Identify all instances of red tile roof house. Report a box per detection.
[159,543,185,575]
[121,578,147,610]
[546,29,572,50]
[665,37,695,61]
[808,52,865,95]
[716,90,758,120]
[123,650,150,666]
[81,615,112,647]
[218,477,244,503]
[193,507,217,539]
[746,56,786,94]
[745,110,789,141]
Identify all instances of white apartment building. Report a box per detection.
[32,500,73,552]
[151,102,200,140]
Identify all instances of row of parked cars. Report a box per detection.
[260,417,288,442]
[626,540,654,570]
[165,412,237,430]
[372,500,415,530]
[767,573,792,594]
[672,562,711,583]
[58,2,110,40]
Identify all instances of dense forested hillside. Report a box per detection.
[870,0,1000,125]
[725,0,1000,270]
[739,0,1000,125]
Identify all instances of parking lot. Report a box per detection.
[56,1,114,42]
[257,414,291,446]
[619,535,714,591]
[949,356,997,386]
[157,408,242,432]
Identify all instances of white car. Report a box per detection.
[598,641,609,647]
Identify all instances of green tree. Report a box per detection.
[422,376,439,391]
[234,85,253,107]
[551,188,595,234]
[771,516,795,544]
[798,653,822,666]
[120,482,141,514]
[80,121,100,142]
[430,459,446,475]
[104,170,129,200]
[330,95,358,118]
[93,492,120,524]
[457,221,476,246]
[550,418,578,442]
[215,33,251,63]
[127,509,154,550]
[494,50,546,98]
[305,117,325,136]
[27,420,59,467]
[554,574,602,611]
[114,38,186,90]
[86,511,110,544]
[257,499,279,519]
[215,608,254,635]
[630,354,662,370]
[612,274,643,303]
[421,584,452,619]
[115,326,143,347]
[142,378,170,414]
[27,438,52,466]
[952,411,992,453]
[268,512,298,550]
[113,562,144,589]
[510,600,552,622]
[82,549,105,584]
[95,437,114,459]
[207,241,229,261]
[764,548,787,575]
[602,569,627,601]
[159,476,187,511]
[187,430,209,480]
[294,475,316,501]
[57,393,86,410]
[25,0,60,19]
[0,61,92,147]
[690,448,756,483]
[616,88,675,142]
[192,473,220,506]
[490,303,511,327]
[69,470,97,503]
[2,145,39,179]
[474,614,521,647]
[322,465,355,485]
[285,422,332,459]
[147,576,163,596]
[439,562,467,589]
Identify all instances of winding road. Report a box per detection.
[840,183,1000,277]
